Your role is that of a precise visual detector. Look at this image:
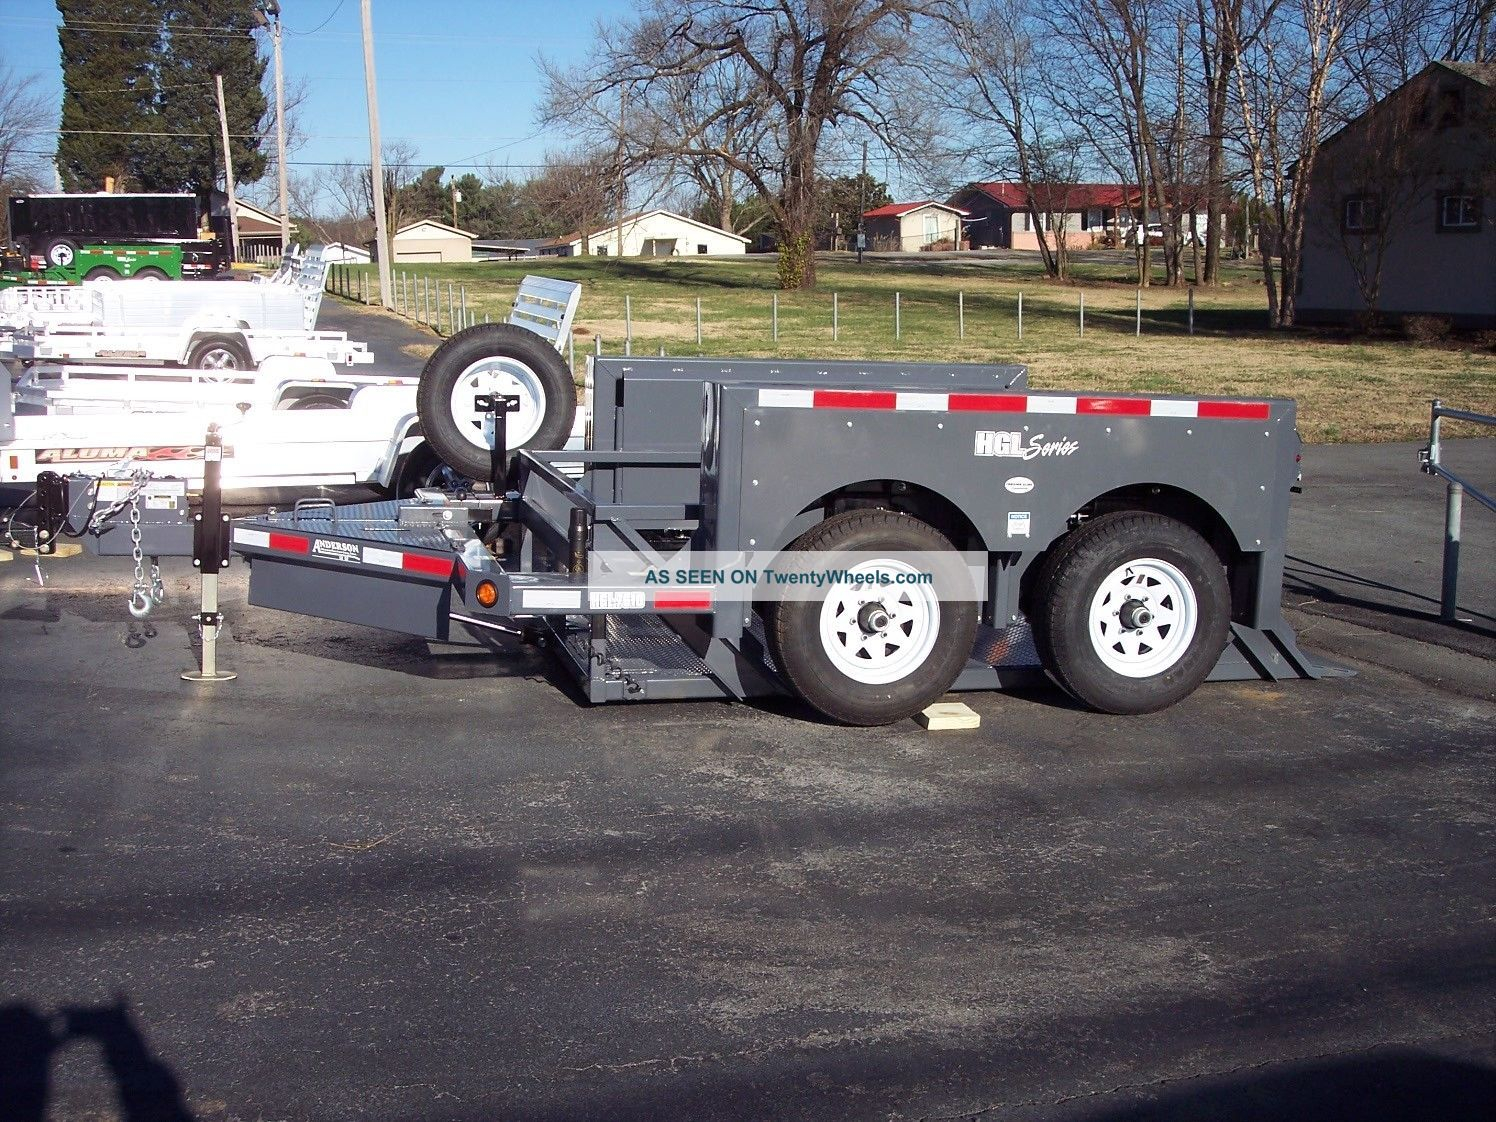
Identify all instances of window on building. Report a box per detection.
[1437,193,1482,232]
[923,212,939,244]
[1342,194,1378,234]
[697,244,708,254]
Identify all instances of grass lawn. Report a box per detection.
[327,252,1496,443]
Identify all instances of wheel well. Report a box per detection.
[791,479,986,551]
[1021,483,1257,623]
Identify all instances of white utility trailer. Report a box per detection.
[0,245,364,370]
[3,276,586,496]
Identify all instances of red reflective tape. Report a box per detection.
[268,532,309,554]
[813,389,897,410]
[655,592,712,611]
[948,393,1027,412]
[1078,397,1151,415]
[1197,400,1271,420]
[402,552,454,577]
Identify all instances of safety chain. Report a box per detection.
[109,471,163,619]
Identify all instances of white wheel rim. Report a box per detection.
[817,558,941,685]
[51,246,73,267]
[1087,557,1198,678]
[134,273,163,282]
[197,348,243,380]
[449,356,546,450]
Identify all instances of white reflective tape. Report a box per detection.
[1150,399,1199,418]
[232,528,269,547]
[1027,396,1078,414]
[523,590,582,610]
[895,392,948,411]
[363,546,403,569]
[757,388,815,408]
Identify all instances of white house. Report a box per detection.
[320,241,371,264]
[539,210,748,257]
[374,219,476,263]
[861,201,968,251]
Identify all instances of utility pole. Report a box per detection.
[214,74,240,260]
[451,184,462,228]
[254,3,290,253]
[615,85,627,258]
[856,140,867,265]
[361,0,392,307]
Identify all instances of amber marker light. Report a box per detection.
[475,580,499,609]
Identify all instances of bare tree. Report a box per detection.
[540,0,940,289]
[524,148,621,253]
[0,63,51,242]
[936,0,1089,278]
[1192,0,1246,284]
[1230,0,1362,327]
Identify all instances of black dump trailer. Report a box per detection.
[7,193,230,277]
[225,325,1344,726]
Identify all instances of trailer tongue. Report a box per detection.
[230,352,1342,725]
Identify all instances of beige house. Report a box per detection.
[1298,61,1495,327]
[538,210,748,257]
[376,218,476,263]
[233,198,295,262]
[861,202,968,251]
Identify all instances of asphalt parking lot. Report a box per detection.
[2,313,1493,1119]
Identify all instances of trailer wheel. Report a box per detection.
[44,238,78,269]
[286,393,344,410]
[415,323,575,480]
[187,335,253,376]
[766,510,978,726]
[83,266,120,282]
[131,267,168,281]
[1031,512,1229,714]
[392,442,470,498]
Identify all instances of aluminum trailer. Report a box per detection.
[230,355,1340,725]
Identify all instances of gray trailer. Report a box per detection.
[227,339,1339,725]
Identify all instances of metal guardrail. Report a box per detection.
[1419,398,1495,622]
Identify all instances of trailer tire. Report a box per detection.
[766,510,978,726]
[286,393,344,410]
[44,238,78,269]
[131,267,168,281]
[188,334,253,375]
[415,323,574,481]
[83,266,120,282]
[1031,511,1229,715]
[392,442,471,498]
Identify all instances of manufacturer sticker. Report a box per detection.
[974,431,1080,461]
[312,539,361,564]
[1005,476,1034,494]
[1007,512,1032,538]
[34,445,232,464]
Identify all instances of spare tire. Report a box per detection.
[415,322,575,481]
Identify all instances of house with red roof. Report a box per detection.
[947,182,1141,251]
[861,201,969,252]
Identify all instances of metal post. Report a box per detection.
[1079,292,1085,337]
[1442,481,1464,622]
[625,294,632,356]
[568,331,575,378]
[461,285,468,331]
[895,292,901,340]
[423,276,430,325]
[1136,288,1142,336]
[595,334,602,356]
[696,296,702,347]
[1017,291,1023,340]
[958,290,965,340]
[772,293,778,342]
[833,291,839,342]
[213,75,240,260]
[1188,286,1195,336]
[448,282,455,334]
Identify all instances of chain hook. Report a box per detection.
[128,589,153,618]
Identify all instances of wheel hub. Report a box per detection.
[857,602,891,634]
[1117,598,1153,630]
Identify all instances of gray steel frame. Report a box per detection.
[233,356,1339,705]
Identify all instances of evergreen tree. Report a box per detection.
[153,0,268,193]
[56,0,162,190]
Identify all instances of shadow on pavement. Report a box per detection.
[1284,553,1496,637]
[0,997,194,1122]
[1071,1048,1496,1122]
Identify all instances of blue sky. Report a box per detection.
[4,0,635,199]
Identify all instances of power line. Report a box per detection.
[285,0,349,37]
